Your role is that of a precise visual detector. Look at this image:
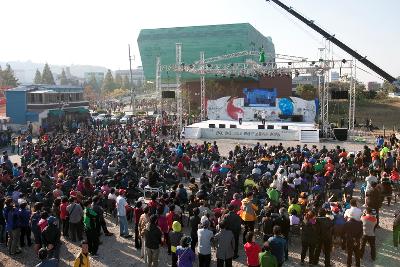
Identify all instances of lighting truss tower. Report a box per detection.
[156,56,161,115]
[348,59,356,130]
[158,46,353,135]
[200,51,206,120]
[176,43,183,132]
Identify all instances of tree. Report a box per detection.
[83,85,98,103]
[41,63,55,85]
[34,69,42,84]
[296,84,317,100]
[60,68,68,85]
[122,75,130,89]
[88,74,100,92]
[382,80,396,94]
[114,73,123,89]
[101,69,115,92]
[0,64,18,87]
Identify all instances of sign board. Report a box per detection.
[200,127,299,140]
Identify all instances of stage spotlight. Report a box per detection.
[288,62,292,66]
[342,59,347,64]
[263,62,267,66]
[295,70,300,77]
[207,64,211,68]
[230,63,234,67]
[311,61,315,65]
[189,64,193,69]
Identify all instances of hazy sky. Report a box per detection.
[1,0,399,82]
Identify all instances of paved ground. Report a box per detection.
[0,138,399,267]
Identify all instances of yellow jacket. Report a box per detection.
[74,252,90,267]
[240,198,258,221]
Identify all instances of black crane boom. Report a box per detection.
[267,0,397,85]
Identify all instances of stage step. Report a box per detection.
[300,129,319,143]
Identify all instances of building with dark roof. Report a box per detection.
[6,85,89,128]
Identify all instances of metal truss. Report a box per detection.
[176,43,183,132]
[348,59,356,131]
[200,51,206,120]
[156,47,355,136]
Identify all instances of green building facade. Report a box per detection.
[137,23,275,80]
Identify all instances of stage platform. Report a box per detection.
[184,120,319,142]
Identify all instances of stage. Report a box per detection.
[183,120,319,142]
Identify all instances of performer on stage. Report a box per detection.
[261,110,266,125]
[238,112,243,125]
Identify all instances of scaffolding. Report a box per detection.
[157,44,354,136]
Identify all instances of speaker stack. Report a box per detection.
[333,128,348,141]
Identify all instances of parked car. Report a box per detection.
[120,114,133,124]
[95,114,111,122]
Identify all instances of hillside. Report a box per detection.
[329,98,400,130]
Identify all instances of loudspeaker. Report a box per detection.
[333,128,348,141]
[331,90,348,99]
[230,124,237,128]
[267,125,274,129]
[161,91,176,98]
[291,115,303,122]
[209,124,215,128]
[219,124,226,128]
[258,125,265,129]
[282,126,289,130]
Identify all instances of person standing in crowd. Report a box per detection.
[259,242,278,267]
[394,209,400,247]
[67,197,83,242]
[73,240,90,267]
[344,198,362,221]
[144,214,163,267]
[244,231,261,267]
[169,221,183,267]
[91,196,113,237]
[139,206,151,261]
[365,182,383,227]
[4,197,21,255]
[344,214,363,267]
[18,200,32,247]
[116,189,132,238]
[42,216,61,260]
[197,220,213,267]
[83,199,99,257]
[300,211,317,265]
[60,197,69,238]
[176,236,196,267]
[30,202,43,253]
[240,192,258,244]
[214,220,235,267]
[224,204,242,259]
[314,208,334,267]
[360,207,377,261]
[134,201,144,250]
[267,226,286,267]
[35,248,58,267]
[189,207,201,252]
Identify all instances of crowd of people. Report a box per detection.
[0,114,399,267]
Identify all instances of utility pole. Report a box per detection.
[128,44,135,112]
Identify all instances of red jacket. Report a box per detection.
[244,242,261,266]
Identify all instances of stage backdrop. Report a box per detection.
[207,95,317,122]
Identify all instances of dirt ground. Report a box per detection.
[1,139,399,267]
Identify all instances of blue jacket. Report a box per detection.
[3,206,19,232]
[18,208,31,227]
[267,235,287,264]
